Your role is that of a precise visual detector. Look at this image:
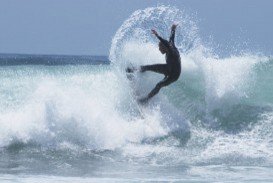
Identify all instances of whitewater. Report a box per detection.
[0,6,273,182]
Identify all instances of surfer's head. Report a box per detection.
[158,42,167,54]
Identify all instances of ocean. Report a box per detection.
[0,6,273,183]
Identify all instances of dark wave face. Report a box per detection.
[0,5,273,182]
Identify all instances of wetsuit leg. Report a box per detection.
[140,64,169,76]
[138,76,175,103]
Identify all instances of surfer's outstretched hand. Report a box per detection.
[151,29,158,36]
[171,23,178,30]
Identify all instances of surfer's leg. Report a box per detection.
[138,77,174,103]
[140,64,169,76]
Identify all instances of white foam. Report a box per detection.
[0,67,178,150]
[0,5,272,167]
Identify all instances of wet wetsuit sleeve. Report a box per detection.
[169,29,175,45]
[155,34,170,49]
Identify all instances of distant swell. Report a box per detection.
[0,54,109,65]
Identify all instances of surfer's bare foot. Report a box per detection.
[126,67,137,73]
[138,97,149,104]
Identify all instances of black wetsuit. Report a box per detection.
[139,28,181,103]
[127,28,181,103]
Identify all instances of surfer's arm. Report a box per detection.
[151,29,170,49]
[169,24,177,44]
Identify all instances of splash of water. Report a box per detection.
[0,6,272,169]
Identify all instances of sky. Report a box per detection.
[0,0,272,56]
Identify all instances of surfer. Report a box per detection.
[126,24,181,103]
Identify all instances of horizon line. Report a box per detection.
[0,52,108,57]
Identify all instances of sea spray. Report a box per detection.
[0,6,272,181]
